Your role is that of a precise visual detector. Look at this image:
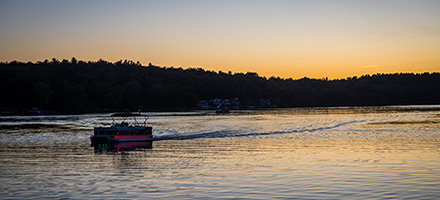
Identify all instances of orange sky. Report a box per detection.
[1,0,439,79]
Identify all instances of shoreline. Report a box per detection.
[2,104,440,117]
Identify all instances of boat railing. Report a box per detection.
[110,112,149,127]
[94,125,152,136]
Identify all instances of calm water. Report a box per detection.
[1,106,439,199]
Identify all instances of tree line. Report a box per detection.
[1,58,439,114]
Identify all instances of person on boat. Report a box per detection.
[117,122,129,126]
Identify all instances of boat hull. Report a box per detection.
[91,135,154,143]
[109,135,154,142]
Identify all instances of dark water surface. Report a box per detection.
[1,106,439,199]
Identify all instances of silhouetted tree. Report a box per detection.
[71,57,77,65]
[0,59,439,114]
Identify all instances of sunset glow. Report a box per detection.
[1,0,439,79]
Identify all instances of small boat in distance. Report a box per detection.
[91,112,153,143]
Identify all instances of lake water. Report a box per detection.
[1,106,439,199]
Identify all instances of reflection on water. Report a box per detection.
[92,141,153,154]
[0,106,439,199]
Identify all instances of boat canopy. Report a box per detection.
[110,112,149,126]
[111,112,148,117]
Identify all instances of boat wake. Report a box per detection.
[154,120,368,141]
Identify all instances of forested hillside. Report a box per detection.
[1,58,439,114]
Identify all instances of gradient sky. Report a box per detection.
[1,0,439,79]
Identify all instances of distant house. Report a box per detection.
[258,99,273,108]
[197,98,241,110]
[197,100,209,110]
[231,98,241,109]
[213,98,223,107]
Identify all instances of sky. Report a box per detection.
[1,0,439,79]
